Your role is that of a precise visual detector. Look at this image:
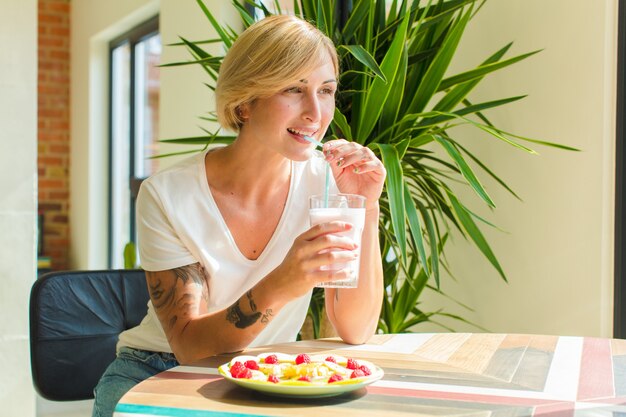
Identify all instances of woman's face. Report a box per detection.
[240,60,337,161]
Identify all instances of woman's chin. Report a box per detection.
[288,148,316,162]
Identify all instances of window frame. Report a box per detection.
[107,15,160,268]
[616,0,626,338]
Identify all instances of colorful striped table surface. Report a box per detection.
[114,333,626,417]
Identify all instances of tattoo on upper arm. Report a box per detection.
[226,290,272,329]
[146,263,210,333]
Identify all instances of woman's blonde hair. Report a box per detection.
[215,14,339,132]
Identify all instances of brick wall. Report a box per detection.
[38,0,70,270]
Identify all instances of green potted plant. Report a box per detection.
[161,0,574,337]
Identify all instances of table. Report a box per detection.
[114,333,626,417]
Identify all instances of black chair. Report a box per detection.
[29,269,149,401]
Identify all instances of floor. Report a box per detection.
[37,395,93,417]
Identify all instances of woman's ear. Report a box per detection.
[237,103,250,121]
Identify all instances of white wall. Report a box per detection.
[418,0,617,337]
[70,0,239,270]
[0,1,37,416]
[159,1,239,154]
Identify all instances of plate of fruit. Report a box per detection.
[218,352,384,398]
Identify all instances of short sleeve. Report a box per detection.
[136,180,197,271]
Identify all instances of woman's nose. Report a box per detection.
[301,93,321,122]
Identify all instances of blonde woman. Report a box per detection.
[93,14,385,417]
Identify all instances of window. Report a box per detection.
[109,16,161,268]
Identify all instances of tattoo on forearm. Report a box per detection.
[226,290,263,329]
[246,290,257,312]
[261,309,273,324]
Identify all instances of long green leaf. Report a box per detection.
[438,50,541,91]
[432,42,513,113]
[376,143,406,261]
[167,38,222,47]
[488,127,581,151]
[415,199,440,286]
[331,108,352,140]
[339,45,387,82]
[341,0,371,41]
[357,12,409,141]
[421,95,527,128]
[379,42,408,142]
[452,139,521,201]
[404,184,429,276]
[434,135,494,207]
[447,192,506,281]
[159,135,236,145]
[231,0,255,26]
[405,6,471,115]
[195,0,233,48]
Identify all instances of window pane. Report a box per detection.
[111,42,131,268]
[134,33,162,178]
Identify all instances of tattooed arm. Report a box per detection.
[146,263,278,364]
[146,222,364,363]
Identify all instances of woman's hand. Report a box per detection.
[267,221,359,299]
[323,139,386,208]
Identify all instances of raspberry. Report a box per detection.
[328,373,343,383]
[298,375,311,382]
[229,361,245,377]
[295,354,311,365]
[267,375,279,383]
[346,358,359,370]
[244,360,259,370]
[359,365,371,376]
[263,354,278,364]
[350,369,366,379]
[231,367,252,379]
[325,356,337,363]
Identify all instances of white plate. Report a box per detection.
[218,354,384,398]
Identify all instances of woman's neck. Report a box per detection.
[205,138,291,203]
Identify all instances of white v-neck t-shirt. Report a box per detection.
[117,150,337,354]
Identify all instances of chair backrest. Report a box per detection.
[29,269,149,401]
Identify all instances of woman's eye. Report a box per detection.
[320,88,335,95]
[284,87,301,93]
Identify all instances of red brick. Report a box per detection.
[48,121,69,130]
[39,132,64,142]
[39,156,63,165]
[39,179,64,189]
[38,85,64,95]
[38,202,62,211]
[52,214,68,223]
[39,13,63,24]
[49,27,69,37]
[49,49,69,60]
[49,191,69,200]
[39,0,71,271]
[48,144,69,153]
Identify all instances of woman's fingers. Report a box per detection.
[323,140,383,172]
[300,221,353,241]
[307,247,359,270]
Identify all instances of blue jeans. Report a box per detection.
[92,347,179,417]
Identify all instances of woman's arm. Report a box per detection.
[324,203,383,344]
[146,263,281,364]
[322,139,386,344]
[146,221,360,364]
